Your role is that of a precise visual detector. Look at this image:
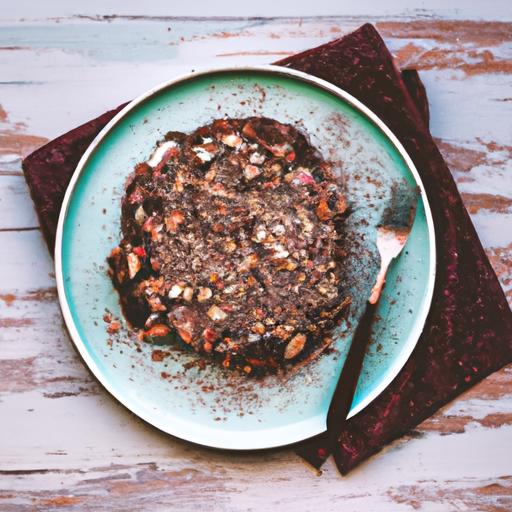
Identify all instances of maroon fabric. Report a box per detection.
[22,24,512,475]
[23,104,127,251]
[276,24,512,472]
[400,69,430,128]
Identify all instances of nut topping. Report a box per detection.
[165,210,185,232]
[244,164,261,181]
[183,287,194,302]
[168,284,183,299]
[134,205,147,225]
[221,133,243,148]
[252,322,266,335]
[249,152,265,165]
[126,252,141,279]
[207,305,227,322]
[197,287,213,302]
[108,116,349,374]
[144,324,171,338]
[284,333,307,359]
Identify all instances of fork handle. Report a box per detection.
[326,300,378,447]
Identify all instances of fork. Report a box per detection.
[326,185,418,451]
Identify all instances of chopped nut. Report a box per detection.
[144,313,160,329]
[203,341,213,353]
[148,296,167,312]
[242,121,257,139]
[202,328,218,343]
[253,308,265,320]
[243,365,252,374]
[317,285,329,296]
[271,243,289,259]
[134,205,147,225]
[205,168,217,181]
[165,210,185,232]
[271,224,285,236]
[168,284,183,299]
[296,208,314,234]
[253,227,267,242]
[316,199,333,220]
[175,328,191,343]
[183,287,194,302]
[135,162,151,175]
[147,140,178,167]
[270,163,282,174]
[225,240,237,252]
[244,164,261,180]
[169,305,198,344]
[221,133,243,148]
[142,216,153,233]
[197,287,213,302]
[338,195,348,214]
[273,324,294,339]
[144,324,171,338]
[268,142,292,157]
[150,224,164,241]
[151,349,169,362]
[174,172,185,192]
[107,321,120,334]
[192,143,217,162]
[284,333,307,359]
[297,272,307,282]
[239,253,259,272]
[252,322,265,335]
[126,252,141,279]
[249,152,265,165]
[223,284,237,294]
[285,260,298,271]
[208,305,227,322]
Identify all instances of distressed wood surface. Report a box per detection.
[1,4,511,511]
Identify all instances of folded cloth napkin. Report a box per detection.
[23,23,512,475]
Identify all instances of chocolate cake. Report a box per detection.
[108,117,350,373]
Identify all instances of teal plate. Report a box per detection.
[55,66,435,450]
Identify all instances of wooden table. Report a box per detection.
[1,3,511,510]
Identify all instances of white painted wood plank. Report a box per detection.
[3,0,512,22]
[0,230,54,290]
[0,175,39,229]
[0,18,510,144]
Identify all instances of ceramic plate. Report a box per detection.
[55,66,435,450]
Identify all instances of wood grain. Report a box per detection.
[0,7,511,511]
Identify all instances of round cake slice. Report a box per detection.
[108,117,350,374]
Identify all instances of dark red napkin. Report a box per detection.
[23,24,512,475]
